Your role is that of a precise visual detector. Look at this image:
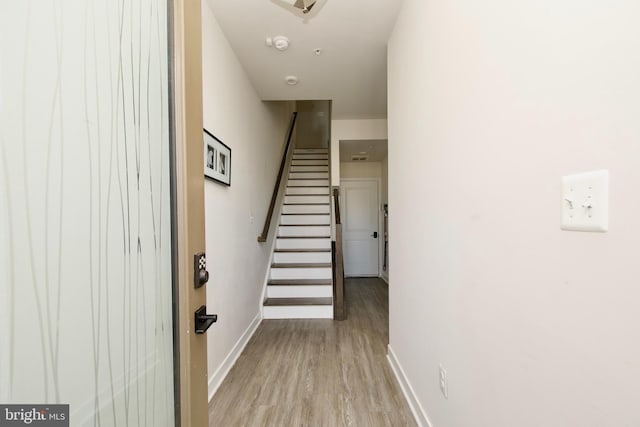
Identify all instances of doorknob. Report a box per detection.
[194,305,217,334]
[372,231,378,238]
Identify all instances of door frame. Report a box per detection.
[169,1,208,426]
[340,178,383,278]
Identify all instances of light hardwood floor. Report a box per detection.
[208,278,417,427]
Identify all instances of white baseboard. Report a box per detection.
[387,344,433,427]
[208,312,262,402]
[380,274,389,284]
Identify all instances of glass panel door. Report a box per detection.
[0,0,175,425]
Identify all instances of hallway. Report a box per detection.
[209,278,416,426]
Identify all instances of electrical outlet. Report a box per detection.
[439,364,448,399]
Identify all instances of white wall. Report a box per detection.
[330,119,387,185]
[202,2,293,399]
[340,161,382,179]
[388,1,640,426]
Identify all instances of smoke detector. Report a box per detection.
[266,35,290,51]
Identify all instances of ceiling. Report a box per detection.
[206,0,403,119]
[340,139,387,162]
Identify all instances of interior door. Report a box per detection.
[341,180,379,276]
[0,1,208,424]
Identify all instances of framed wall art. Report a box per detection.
[204,129,231,186]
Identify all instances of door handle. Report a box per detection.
[372,231,378,238]
[194,305,217,334]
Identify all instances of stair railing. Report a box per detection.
[332,186,346,320]
[258,112,298,243]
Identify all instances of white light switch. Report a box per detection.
[561,170,608,232]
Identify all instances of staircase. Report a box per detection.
[263,148,334,319]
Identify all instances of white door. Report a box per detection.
[341,180,379,276]
[1,2,180,424]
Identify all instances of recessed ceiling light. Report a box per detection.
[285,75,299,85]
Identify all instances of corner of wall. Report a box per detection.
[208,312,262,401]
[387,345,432,427]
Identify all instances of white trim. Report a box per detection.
[208,312,262,401]
[387,345,433,427]
[263,304,333,319]
[380,274,389,284]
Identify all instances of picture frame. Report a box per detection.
[203,129,231,186]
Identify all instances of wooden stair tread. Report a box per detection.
[281,213,330,215]
[279,224,329,227]
[268,279,332,286]
[274,249,331,253]
[288,178,329,181]
[283,203,329,206]
[264,297,332,306]
[271,263,332,268]
[277,236,330,239]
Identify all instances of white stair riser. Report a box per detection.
[267,285,333,298]
[280,214,330,225]
[289,172,328,179]
[290,166,329,172]
[276,238,331,250]
[273,251,332,264]
[285,195,330,204]
[270,267,332,280]
[291,159,328,166]
[282,204,330,214]
[286,187,329,195]
[263,305,333,319]
[294,149,328,154]
[287,179,329,187]
[278,225,330,236]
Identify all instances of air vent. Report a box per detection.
[351,155,368,161]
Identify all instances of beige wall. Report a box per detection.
[381,156,388,206]
[202,2,293,400]
[340,161,382,179]
[331,119,387,185]
[388,0,640,426]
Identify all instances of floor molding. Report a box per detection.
[380,274,389,284]
[208,312,262,402]
[387,344,433,427]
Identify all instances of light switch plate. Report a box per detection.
[561,170,608,232]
